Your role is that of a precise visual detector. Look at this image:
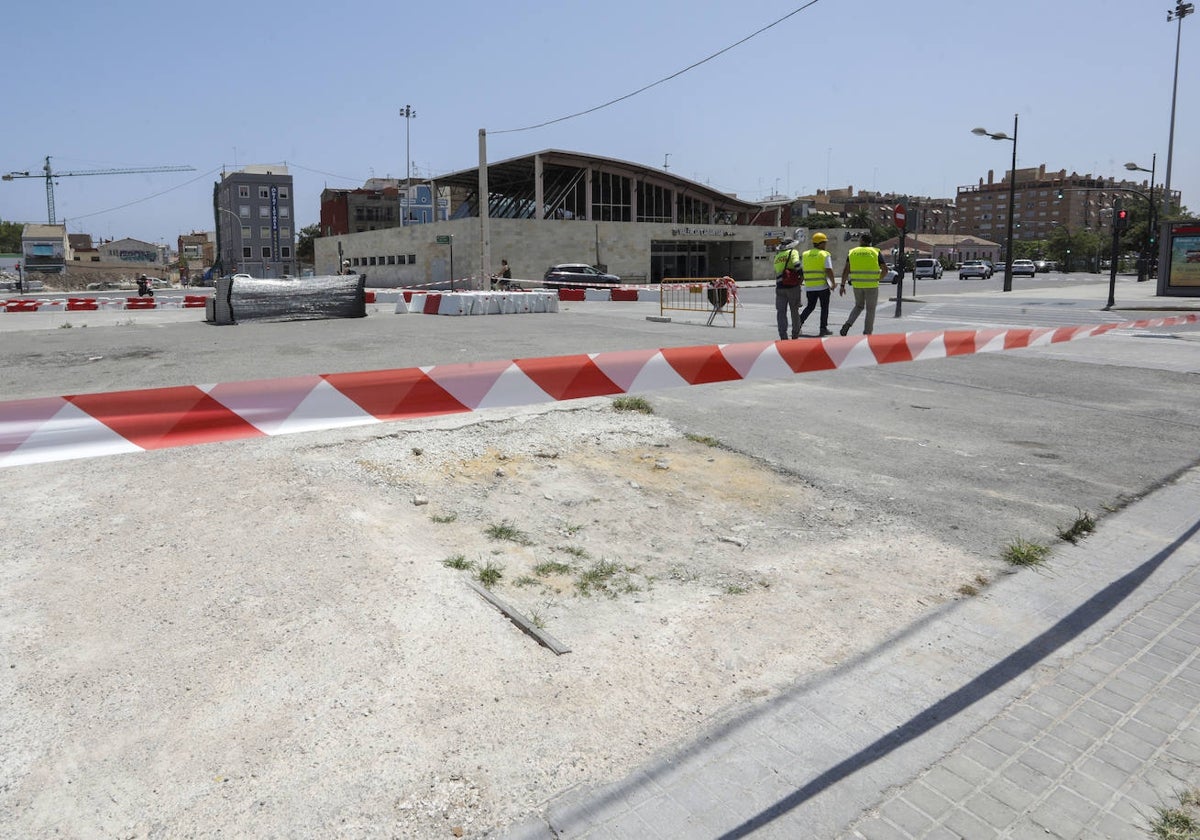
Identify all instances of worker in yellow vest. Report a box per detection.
[838,232,889,335]
[772,240,804,340]
[798,232,836,337]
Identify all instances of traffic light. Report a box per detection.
[1115,208,1130,231]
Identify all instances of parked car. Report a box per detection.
[958,260,991,280]
[913,258,943,280]
[542,263,620,286]
[1011,259,1037,277]
[981,261,995,277]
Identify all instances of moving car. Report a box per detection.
[913,258,943,280]
[958,260,991,280]
[1033,259,1050,273]
[1011,259,1037,277]
[542,263,620,287]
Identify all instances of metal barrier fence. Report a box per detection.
[659,278,737,327]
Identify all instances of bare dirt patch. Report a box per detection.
[0,402,994,838]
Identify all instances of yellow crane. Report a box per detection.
[2,155,195,224]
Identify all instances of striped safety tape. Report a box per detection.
[1,315,1194,468]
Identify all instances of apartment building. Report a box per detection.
[214,165,296,277]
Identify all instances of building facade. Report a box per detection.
[956,164,1180,247]
[214,165,296,277]
[20,224,68,274]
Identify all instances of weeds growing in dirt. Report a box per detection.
[477,561,503,588]
[576,560,640,597]
[957,574,990,596]
[485,520,532,545]
[430,512,458,524]
[554,545,590,559]
[1003,538,1050,567]
[442,554,474,571]
[612,396,653,414]
[533,560,573,577]
[1147,787,1200,839]
[1057,510,1096,544]
[685,433,720,447]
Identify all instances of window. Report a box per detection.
[369,257,377,266]
[241,226,251,240]
[407,254,415,263]
[387,255,396,265]
[281,246,291,258]
[352,257,360,266]
[260,227,271,239]
[279,206,290,218]
[239,205,251,218]
[278,188,289,199]
[259,206,271,218]
[261,247,272,258]
[242,246,252,258]
[259,187,270,199]
[279,227,290,239]
[238,185,250,198]
[398,255,407,265]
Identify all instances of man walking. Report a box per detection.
[838,232,889,336]
[773,240,804,340]
[798,232,836,336]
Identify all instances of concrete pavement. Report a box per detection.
[495,278,1200,839]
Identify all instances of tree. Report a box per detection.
[0,220,22,254]
[296,223,321,265]
[799,212,843,229]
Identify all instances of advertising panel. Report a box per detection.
[1164,223,1200,292]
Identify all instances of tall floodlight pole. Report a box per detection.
[400,105,416,225]
[972,114,1019,292]
[1164,1,1193,218]
[1125,155,1157,281]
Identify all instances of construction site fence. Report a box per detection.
[658,278,737,327]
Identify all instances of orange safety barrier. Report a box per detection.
[365,291,376,303]
[125,298,157,310]
[183,295,208,308]
[557,288,586,301]
[610,288,639,302]
[659,278,738,327]
[5,299,40,312]
[67,298,99,311]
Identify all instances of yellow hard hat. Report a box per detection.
[812,232,828,245]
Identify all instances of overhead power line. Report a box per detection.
[493,0,824,135]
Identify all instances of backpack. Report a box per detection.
[773,249,801,286]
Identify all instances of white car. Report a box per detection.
[913,258,943,280]
[1011,260,1037,277]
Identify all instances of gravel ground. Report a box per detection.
[0,399,995,838]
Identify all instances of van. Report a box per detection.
[914,258,943,279]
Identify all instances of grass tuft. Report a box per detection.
[476,561,503,588]
[685,433,720,447]
[533,560,574,577]
[442,554,474,571]
[430,512,458,524]
[612,396,653,414]
[1003,538,1051,567]
[485,520,532,545]
[554,544,591,559]
[1057,509,1096,544]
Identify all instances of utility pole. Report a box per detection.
[1164,1,1193,218]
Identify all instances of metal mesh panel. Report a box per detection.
[208,275,366,325]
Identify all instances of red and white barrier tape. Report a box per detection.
[0,315,1193,468]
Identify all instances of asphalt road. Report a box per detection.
[3,275,1198,571]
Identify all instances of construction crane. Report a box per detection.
[2,155,195,224]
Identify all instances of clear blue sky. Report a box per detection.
[5,0,1196,246]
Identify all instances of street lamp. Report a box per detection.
[972,114,1019,292]
[400,104,416,225]
[216,207,245,275]
[1164,1,1193,218]
[1125,155,1157,281]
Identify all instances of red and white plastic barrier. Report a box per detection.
[0,315,1194,468]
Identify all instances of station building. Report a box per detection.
[313,149,863,287]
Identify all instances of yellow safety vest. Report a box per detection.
[847,247,882,287]
[801,249,830,287]
[773,248,800,275]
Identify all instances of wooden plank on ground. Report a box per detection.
[466,579,572,655]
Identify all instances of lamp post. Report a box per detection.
[400,104,417,225]
[1125,155,1157,281]
[972,114,1019,292]
[216,207,244,275]
[1164,1,1193,218]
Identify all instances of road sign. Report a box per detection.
[893,204,907,229]
[436,235,451,244]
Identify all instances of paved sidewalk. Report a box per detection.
[498,465,1200,839]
